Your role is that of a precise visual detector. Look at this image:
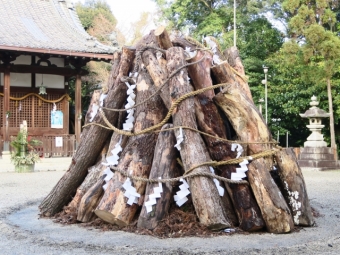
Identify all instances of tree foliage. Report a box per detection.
[153,0,340,148]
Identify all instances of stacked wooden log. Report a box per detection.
[39,27,314,234]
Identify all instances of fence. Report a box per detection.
[1,135,76,158]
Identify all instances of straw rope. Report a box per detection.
[106,149,277,185]
[0,93,70,103]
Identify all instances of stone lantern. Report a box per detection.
[298,95,338,170]
[299,95,330,147]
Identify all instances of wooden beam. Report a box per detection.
[0,64,89,77]
[75,75,82,143]
[0,46,114,61]
[3,69,10,143]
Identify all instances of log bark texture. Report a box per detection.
[154,26,173,50]
[211,56,253,102]
[137,124,179,229]
[214,85,294,233]
[166,47,232,230]
[222,47,250,102]
[39,47,135,216]
[94,69,167,226]
[142,50,171,109]
[187,50,264,231]
[77,175,106,222]
[214,85,272,157]
[66,160,103,211]
[248,158,294,233]
[275,148,314,226]
[67,132,129,212]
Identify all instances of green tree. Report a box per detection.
[69,0,120,132]
[280,0,340,150]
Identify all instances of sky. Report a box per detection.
[75,0,158,38]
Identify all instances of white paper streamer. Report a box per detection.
[231,143,244,158]
[209,167,224,196]
[89,103,99,122]
[185,47,197,58]
[99,93,107,107]
[204,37,222,65]
[174,178,190,207]
[231,158,250,181]
[102,135,123,167]
[123,81,137,131]
[52,102,57,112]
[123,177,140,205]
[174,127,184,151]
[144,177,163,213]
[101,167,114,190]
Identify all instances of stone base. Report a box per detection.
[298,147,339,171]
[304,141,327,147]
[1,150,11,161]
[15,163,35,173]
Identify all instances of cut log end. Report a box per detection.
[94,210,116,225]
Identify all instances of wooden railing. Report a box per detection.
[33,135,76,158]
[1,135,76,158]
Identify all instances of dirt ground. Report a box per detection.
[0,168,339,254]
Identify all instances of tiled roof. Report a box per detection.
[0,0,116,55]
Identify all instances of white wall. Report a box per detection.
[1,55,31,87]
[0,56,65,89]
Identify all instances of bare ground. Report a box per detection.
[0,168,339,254]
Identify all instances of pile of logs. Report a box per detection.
[39,27,314,234]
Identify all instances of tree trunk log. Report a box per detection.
[67,133,128,211]
[142,50,171,109]
[77,175,106,222]
[222,47,250,102]
[85,90,101,124]
[211,58,253,102]
[39,47,135,216]
[154,26,173,50]
[109,51,122,90]
[94,69,167,226]
[166,47,231,230]
[214,86,272,158]
[137,124,179,229]
[248,158,294,233]
[187,50,264,231]
[66,160,103,211]
[214,86,294,233]
[275,148,314,226]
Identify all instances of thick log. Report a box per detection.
[154,26,173,50]
[77,175,106,222]
[137,124,179,230]
[171,35,202,51]
[166,47,232,230]
[214,86,272,157]
[39,47,135,216]
[214,86,294,233]
[66,160,103,211]
[187,50,264,231]
[214,83,293,233]
[142,50,171,109]
[95,69,167,226]
[275,148,314,226]
[248,158,294,233]
[67,133,128,211]
[109,51,122,90]
[85,90,101,124]
[211,57,253,102]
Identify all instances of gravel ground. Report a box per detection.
[0,168,339,255]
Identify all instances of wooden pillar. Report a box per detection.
[75,74,81,144]
[3,69,10,148]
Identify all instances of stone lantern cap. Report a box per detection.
[299,95,330,118]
